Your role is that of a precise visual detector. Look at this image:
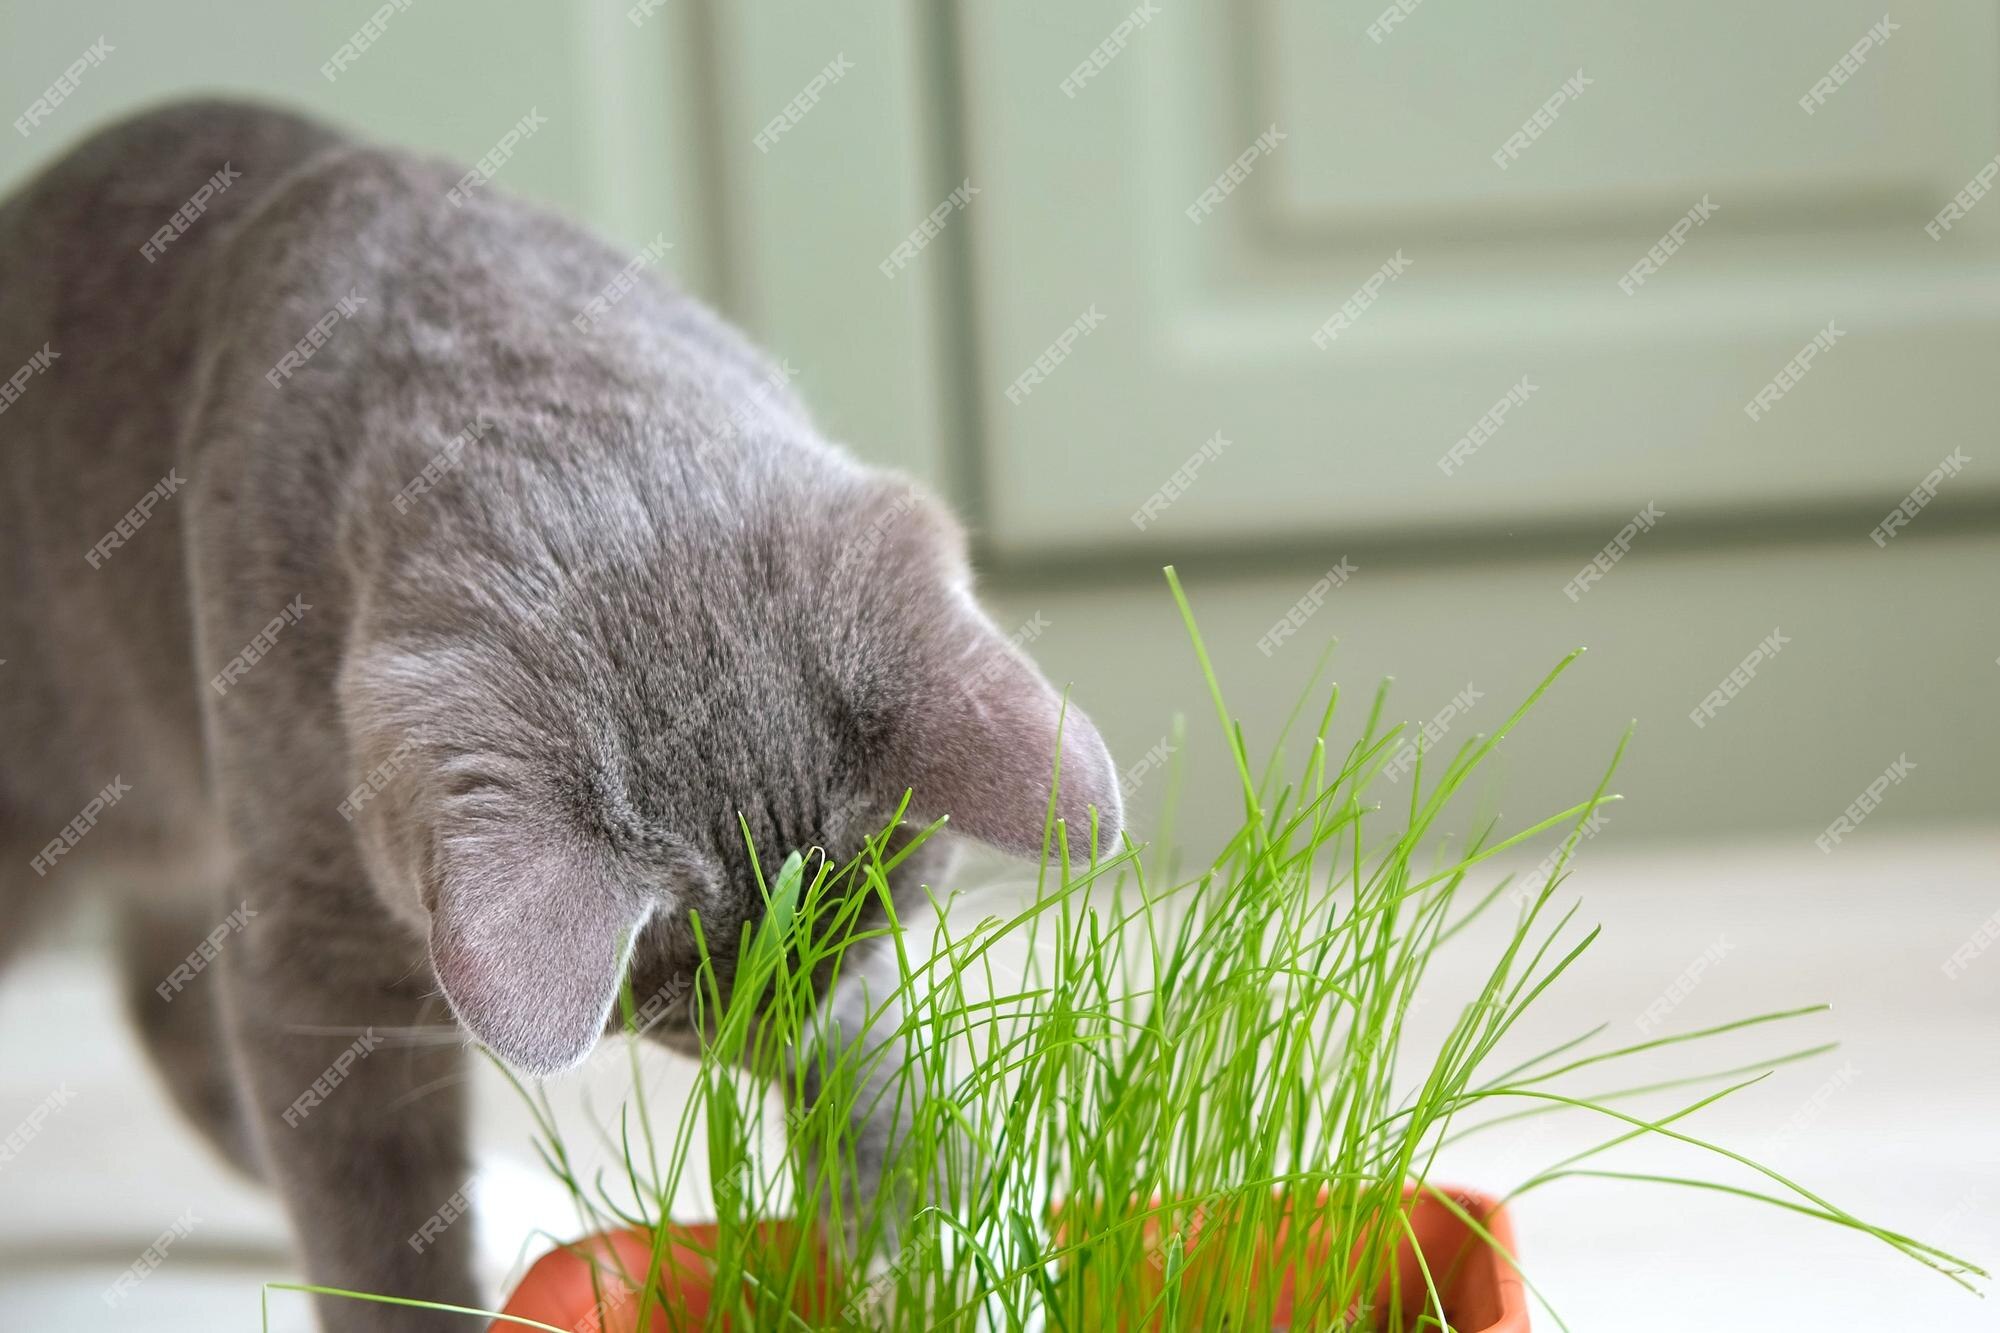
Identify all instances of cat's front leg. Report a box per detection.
[793,948,936,1256]
[797,837,962,1268]
[221,877,478,1332]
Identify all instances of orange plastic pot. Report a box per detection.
[490,1221,830,1332]
[491,1185,1526,1332]
[1377,1186,1529,1331]
[1062,1184,1527,1332]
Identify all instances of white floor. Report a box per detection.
[0,906,708,1333]
[1420,828,2000,1331]
[1,829,1995,1330]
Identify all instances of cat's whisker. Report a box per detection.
[283,1022,470,1047]
[385,1068,479,1113]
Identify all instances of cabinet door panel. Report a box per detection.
[956,1,2000,555]
[0,5,710,302]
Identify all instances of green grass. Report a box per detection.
[277,567,1986,1330]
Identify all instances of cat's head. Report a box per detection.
[340,463,1120,1075]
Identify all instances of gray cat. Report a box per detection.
[0,100,1119,1330]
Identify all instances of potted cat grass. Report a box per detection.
[288,573,1982,1331]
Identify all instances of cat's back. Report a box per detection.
[0,98,344,339]
[0,98,354,566]
[0,98,812,849]
[0,100,349,836]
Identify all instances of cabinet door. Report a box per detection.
[0,3,711,296]
[0,2,962,489]
[955,1,2000,556]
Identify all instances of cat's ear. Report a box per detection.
[893,606,1123,862]
[425,823,653,1076]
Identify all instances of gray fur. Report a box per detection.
[0,100,1118,1330]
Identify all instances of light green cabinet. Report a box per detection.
[5,3,1994,847]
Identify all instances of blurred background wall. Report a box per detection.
[4,0,1994,859]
